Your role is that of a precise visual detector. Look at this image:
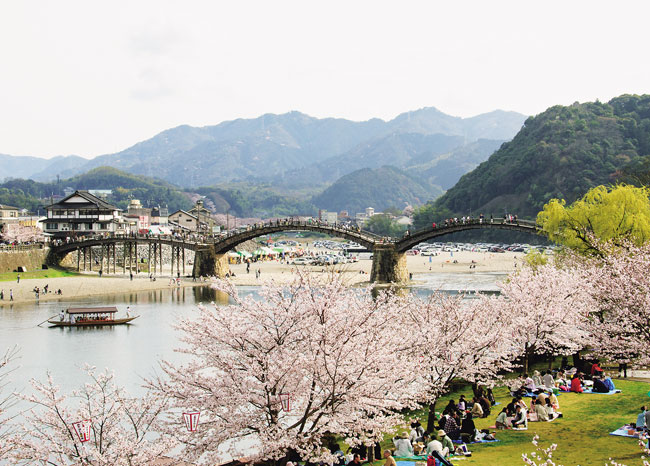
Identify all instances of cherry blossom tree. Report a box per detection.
[398,292,516,428]
[584,241,650,366]
[9,365,174,466]
[496,262,595,373]
[149,275,418,466]
[0,224,45,244]
[0,346,19,461]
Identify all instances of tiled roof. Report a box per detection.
[47,190,120,211]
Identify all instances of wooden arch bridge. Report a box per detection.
[49,219,542,283]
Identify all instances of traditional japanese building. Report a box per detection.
[41,190,123,237]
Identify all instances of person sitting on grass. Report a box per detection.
[545,397,561,419]
[511,405,527,429]
[443,411,462,440]
[409,420,425,443]
[570,373,584,393]
[457,394,467,412]
[532,370,543,388]
[603,376,616,392]
[590,360,604,378]
[478,393,491,417]
[592,376,610,393]
[524,373,537,393]
[495,407,509,429]
[534,398,550,422]
[636,406,649,431]
[393,432,414,457]
[542,370,555,390]
[460,412,477,443]
[383,450,396,466]
[437,430,454,458]
[426,432,448,458]
[347,454,362,466]
[470,397,484,418]
[443,400,457,417]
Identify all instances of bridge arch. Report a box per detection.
[395,220,543,253]
[210,221,378,254]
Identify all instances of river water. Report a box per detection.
[0,272,506,406]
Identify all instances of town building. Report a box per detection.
[41,190,123,237]
[0,204,19,226]
[318,210,338,224]
[151,206,169,226]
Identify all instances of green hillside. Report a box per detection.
[0,167,193,213]
[414,94,650,228]
[312,166,442,215]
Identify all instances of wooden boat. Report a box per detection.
[47,306,138,327]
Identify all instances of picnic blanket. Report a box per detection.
[609,426,643,438]
[452,438,500,444]
[525,391,562,397]
[528,415,561,422]
[583,389,621,395]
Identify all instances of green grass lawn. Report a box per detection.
[373,378,649,466]
[0,267,80,281]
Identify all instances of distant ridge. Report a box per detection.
[0,108,526,188]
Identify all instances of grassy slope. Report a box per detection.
[373,378,648,466]
[0,268,79,282]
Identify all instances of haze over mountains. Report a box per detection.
[0,108,526,192]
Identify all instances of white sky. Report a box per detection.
[1,0,649,159]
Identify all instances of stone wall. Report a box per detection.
[370,244,409,283]
[192,249,229,278]
[0,248,50,273]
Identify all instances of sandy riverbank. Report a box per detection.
[226,250,522,286]
[0,251,523,305]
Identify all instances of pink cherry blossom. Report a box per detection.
[148,275,419,465]
[495,262,595,373]
[9,364,175,466]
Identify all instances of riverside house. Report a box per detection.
[41,190,123,237]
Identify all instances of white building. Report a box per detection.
[41,190,123,237]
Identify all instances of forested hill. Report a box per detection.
[414,94,650,227]
[311,166,441,215]
[0,167,192,213]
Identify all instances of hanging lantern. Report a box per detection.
[183,411,201,432]
[72,419,92,443]
[278,393,291,412]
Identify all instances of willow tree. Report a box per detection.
[537,184,650,255]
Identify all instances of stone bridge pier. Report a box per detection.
[192,248,229,278]
[370,244,409,284]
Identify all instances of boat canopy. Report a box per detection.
[67,307,118,314]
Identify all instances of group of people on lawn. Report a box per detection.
[381,364,624,464]
[389,388,499,461]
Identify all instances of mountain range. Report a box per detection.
[0,108,525,194]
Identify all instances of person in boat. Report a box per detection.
[126,306,131,318]
[59,310,65,321]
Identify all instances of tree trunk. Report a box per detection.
[426,399,438,432]
[471,382,479,398]
[547,355,554,370]
[572,350,582,370]
[523,351,529,374]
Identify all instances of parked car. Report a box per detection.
[291,257,313,265]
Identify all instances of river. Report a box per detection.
[0,272,506,406]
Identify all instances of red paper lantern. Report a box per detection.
[278,393,291,412]
[72,419,92,443]
[183,411,200,432]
